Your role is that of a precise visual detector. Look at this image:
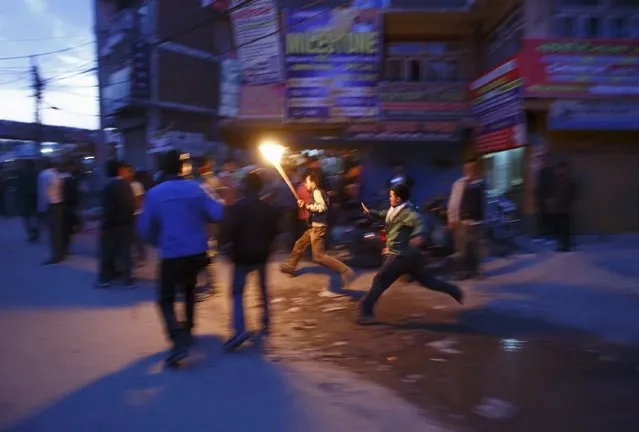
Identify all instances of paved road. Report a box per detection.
[0,219,446,432]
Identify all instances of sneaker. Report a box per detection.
[223,330,255,352]
[356,313,377,326]
[448,283,465,304]
[165,344,189,366]
[279,264,297,277]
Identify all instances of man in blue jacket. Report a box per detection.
[138,150,224,366]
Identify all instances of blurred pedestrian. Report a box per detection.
[535,152,556,246]
[120,164,147,265]
[219,171,279,350]
[280,171,356,291]
[359,184,463,324]
[17,159,39,242]
[553,161,576,252]
[97,160,135,288]
[38,159,64,265]
[138,150,224,366]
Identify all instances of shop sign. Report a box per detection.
[238,84,284,118]
[548,100,639,130]
[470,56,525,154]
[283,8,381,122]
[219,59,240,118]
[229,0,283,85]
[379,81,468,121]
[346,121,458,141]
[521,39,639,98]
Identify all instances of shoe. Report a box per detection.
[223,330,255,352]
[341,269,358,287]
[319,290,342,299]
[279,264,297,277]
[448,283,464,304]
[165,344,189,366]
[356,313,377,326]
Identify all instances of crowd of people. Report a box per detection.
[3,148,577,366]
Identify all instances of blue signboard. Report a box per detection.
[283,8,381,122]
[548,100,639,130]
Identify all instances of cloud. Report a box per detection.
[52,18,66,38]
[25,0,47,15]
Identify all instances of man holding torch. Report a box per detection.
[259,142,356,291]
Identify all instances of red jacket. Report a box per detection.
[296,182,310,221]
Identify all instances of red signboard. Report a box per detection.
[521,39,639,98]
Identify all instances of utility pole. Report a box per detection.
[31,56,45,155]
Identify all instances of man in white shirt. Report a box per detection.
[37,160,65,264]
[121,164,147,264]
[447,158,485,279]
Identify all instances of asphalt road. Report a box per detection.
[2,219,639,432]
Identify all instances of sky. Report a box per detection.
[0,0,99,130]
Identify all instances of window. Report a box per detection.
[609,16,631,38]
[583,15,602,37]
[384,60,403,80]
[556,16,578,36]
[408,59,421,81]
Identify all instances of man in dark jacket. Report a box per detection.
[536,152,556,245]
[18,159,39,242]
[219,171,279,351]
[97,160,135,288]
[553,161,576,252]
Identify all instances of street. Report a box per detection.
[1,219,639,432]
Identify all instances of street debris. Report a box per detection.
[332,341,348,347]
[322,305,346,313]
[292,320,318,330]
[430,358,447,362]
[387,356,398,362]
[270,298,285,304]
[319,290,343,299]
[286,307,301,313]
[473,397,518,420]
[401,374,423,383]
[427,338,461,355]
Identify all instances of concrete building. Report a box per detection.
[94,0,233,169]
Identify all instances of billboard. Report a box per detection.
[219,59,240,118]
[230,0,282,85]
[521,39,639,98]
[283,8,381,122]
[470,56,525,154]
[378,81,468,121]
[548,100,639,130]
[347,121,458,141]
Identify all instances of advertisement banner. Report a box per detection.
[379,82,468,121]
[219,59,240,118]
[470,56,526,154]
[284,8,381,122]
[548,100,639,130]
[238,84,284,118]
[230,0,282,85]
[522,39,639,98]
[347,121,458,141]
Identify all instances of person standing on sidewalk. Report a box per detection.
[219,171,279,351]
[553,161,576,252]
[97,160,135,288]
[120,164,147,265]
[535,152,556,246]
[38,159,64,265]
[60,160,80,258]
[358,184,463,324]
[17,159,39,242]
[447,158,485,280]
[138,150,224,365]
[280,171,356,290]
[196,158,225,301]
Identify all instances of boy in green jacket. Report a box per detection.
[358,183,463,324]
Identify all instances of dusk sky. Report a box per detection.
[0,0,98,129]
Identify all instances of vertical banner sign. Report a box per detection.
[229,0,282,85]
[284,8,381,122]
[219,59,240,118]
[470,56,526,154]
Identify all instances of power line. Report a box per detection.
[1,35,92,43]
[0,40,94,61]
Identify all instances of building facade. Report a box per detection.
[94,0,233,169]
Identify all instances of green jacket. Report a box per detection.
[371,203,426,256]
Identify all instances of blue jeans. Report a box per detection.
[231,263,269,335]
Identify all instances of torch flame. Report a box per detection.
[259,142,285,166]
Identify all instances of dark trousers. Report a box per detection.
[158,253,207,341]
[555,213,572,252]
[22,211,39,240]
[98,225,133,284]
[62,205,76,256]
[454,222,482,276]
[132,215,146,261]
[47,204,65,261]
[537,202,554,238]
[231,263,269,335]
[360,253,459,315]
